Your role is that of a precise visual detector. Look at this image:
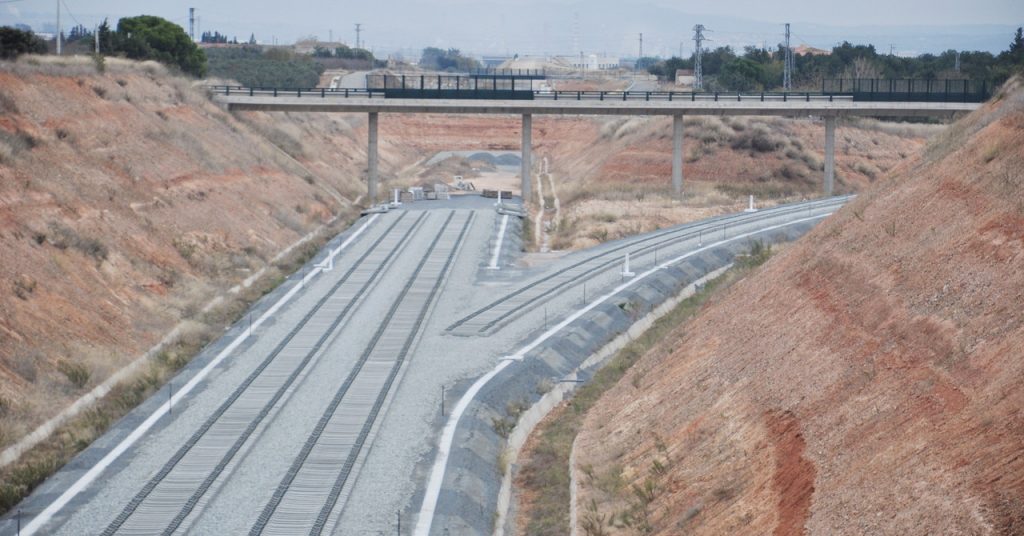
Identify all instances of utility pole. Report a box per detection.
[189,7,195,42]
[56,0,61,55]
[638,32,643,59]
[955,51,961,73]
[355,23,362,49]
[693,24,706,90]
[94,25,99,54]
[783,23,793,91]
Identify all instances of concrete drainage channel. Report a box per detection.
[418,216,825,535]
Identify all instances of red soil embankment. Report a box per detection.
[572,79,1024,534]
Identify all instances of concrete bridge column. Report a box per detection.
[521,113,532,203]
[672,114,684,199]
[368,112,379,204]
[824,116,835,197]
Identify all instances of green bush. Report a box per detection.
[206,46,323,88]
[99,17,206,77]
[0,27,47,60]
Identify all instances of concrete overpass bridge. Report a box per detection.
[212,88,980,203]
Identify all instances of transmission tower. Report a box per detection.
[693,24,706,90]
[189,8,196,41]
[783,23,793,90]
[639,33,643,59]
[955,51,961,73]
[355,23,362,49]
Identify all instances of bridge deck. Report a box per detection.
[215,95,979,117]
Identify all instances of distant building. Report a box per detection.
[560,54,620,71]
[793,45,830,56]
[675,69,695,87]
[481,55,513,68]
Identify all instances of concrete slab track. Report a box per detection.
[5,196,849,536]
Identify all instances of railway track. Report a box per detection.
[101,211,425,536]
[447,196,850,336]
[250,210,474,536]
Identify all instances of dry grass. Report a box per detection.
[0,214,354,515]
[516,249,775,535]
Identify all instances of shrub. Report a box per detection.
[12,276,36,300]
[731,124,783,153]
[101,16,207,77]
[47,223,108,261]
[57,359,91,390]
[0,27,47,60]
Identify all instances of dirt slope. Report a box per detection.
[0,56,389,450]
[572,79,1024,534]
[373,112,938,251]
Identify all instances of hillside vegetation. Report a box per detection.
[0,55,413,509]
[569,77,1024,534]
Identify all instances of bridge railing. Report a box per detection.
[209,85,857,103]
[822,78,990,103]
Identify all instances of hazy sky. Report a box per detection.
[5,0,1024,56]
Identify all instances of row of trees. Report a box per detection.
[205,46,324,87]
[1,18,206,76]
[312,44,374,61]
[646,27,1024,92]
[418,47,480,71]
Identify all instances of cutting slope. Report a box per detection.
[573,79,1024,534]
[0,56,378,454]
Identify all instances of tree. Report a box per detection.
[419,47,480,71]
[0,26,48,59]
[717,58,767,91]
[112,16,207,77]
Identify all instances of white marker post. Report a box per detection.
[745,195,758,212]
[495,190,502,207]
[621,252,635,278]
[392,188,402,207]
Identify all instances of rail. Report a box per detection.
[101,212,422,535]
[447,196,852,335]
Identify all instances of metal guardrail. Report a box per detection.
[209,85,856,103]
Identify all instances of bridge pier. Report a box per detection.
[521,114,532,203]
[368,112,379,204]
[672,114,684,199]
[824,116,835,197]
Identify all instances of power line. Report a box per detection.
[693,24,707,90]
[783,23,793,90]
